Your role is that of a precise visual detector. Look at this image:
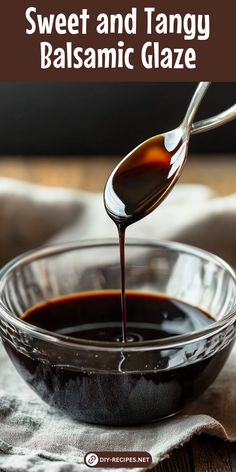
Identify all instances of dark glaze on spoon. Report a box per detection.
[104,130,187,225]
[104,129,188,341]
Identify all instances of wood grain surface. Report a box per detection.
[153,436,236,472]
[0,155,235,472]
[0,155,235,194]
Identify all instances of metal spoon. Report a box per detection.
[104,83,236,227]
[104,82,210,226]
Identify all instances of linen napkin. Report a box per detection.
[0,178,236,472]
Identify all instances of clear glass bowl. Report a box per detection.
[0,240,235,425]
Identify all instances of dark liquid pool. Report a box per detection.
[21,291,213,341]
[4,291,234,425]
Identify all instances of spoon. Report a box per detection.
[103,83,236,342]
[104,83,236,227]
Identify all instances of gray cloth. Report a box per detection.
[0,178,236,472]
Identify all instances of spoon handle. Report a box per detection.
[182,82,211,129]
[191,104,236,135]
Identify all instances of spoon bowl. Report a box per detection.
[104,127,188,225]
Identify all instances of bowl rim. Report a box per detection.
[0,238,236,352]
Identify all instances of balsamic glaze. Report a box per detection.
[104,132,187,340]
[7,291,232,424]
[21,291,213,342]
[10,127,232,426]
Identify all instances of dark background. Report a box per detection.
[0,82,235,155]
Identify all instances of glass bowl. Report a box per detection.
[0,240,235,426]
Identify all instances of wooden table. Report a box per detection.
[0,154,236,472]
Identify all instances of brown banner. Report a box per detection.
[0,0,235,82]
